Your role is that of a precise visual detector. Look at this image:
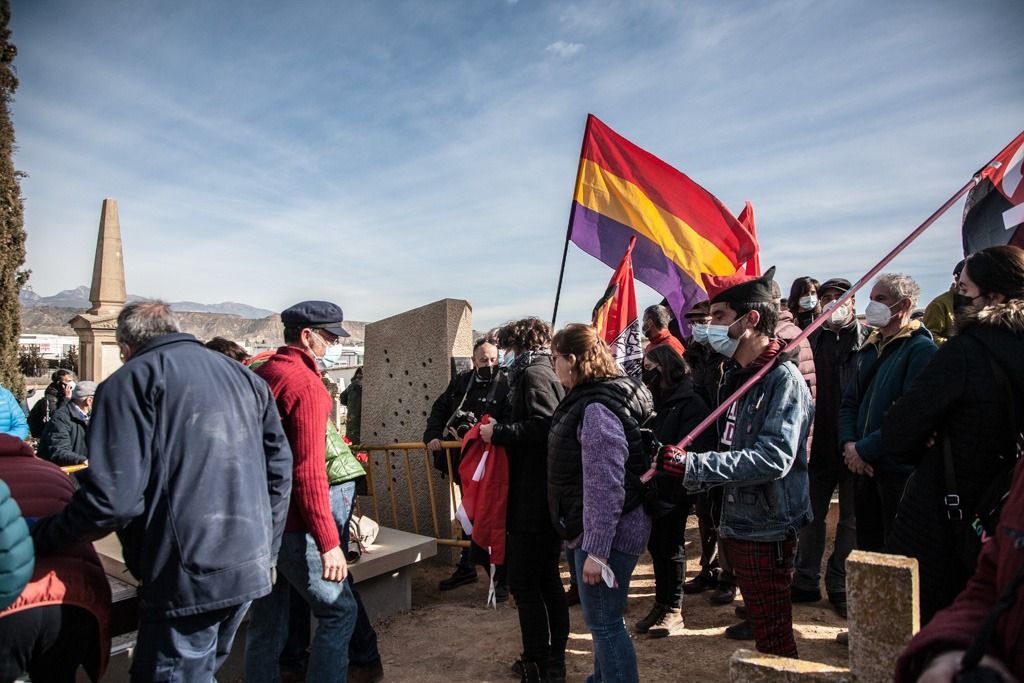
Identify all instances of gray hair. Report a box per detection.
[116,300,181,349]
[876,273,921,307]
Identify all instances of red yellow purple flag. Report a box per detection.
[569,115,759,319]
[592,236,643,378]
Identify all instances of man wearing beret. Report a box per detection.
[656,267,813,657]
[246,300,359,683]
[31,300,294,681]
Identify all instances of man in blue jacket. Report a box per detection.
[31,301,293,681]
[656,267,813,657]
[838,273,936,552]
[0,385,27,440]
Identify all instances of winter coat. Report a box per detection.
[684,347,814,542]
[0,475,32,610]
[647,378,715,509]
[424,368,510,482]
[0,435,111,680]
[547,376,653,540]
[837,321,937,473]
[684,342,727,408]
[922,289,956,346]
[776,310,817,401]
[30,333,294,619]
[37,402,89,466]
[895,446,1024,681]
[882,300,1024,622]
[491,356,565,534]
[0,387,28,441]
[808,319,871,467]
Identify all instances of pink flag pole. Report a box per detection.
[639,141,1021,482]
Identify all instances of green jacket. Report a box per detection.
[326,421,365,485]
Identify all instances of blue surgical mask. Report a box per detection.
[690,323,710,345]
[706,319,742,358]
[799,295,818,311]
[500,351,515,367]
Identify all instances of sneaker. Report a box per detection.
[828,592,848,619]
[709,584,737,605]
[634,603,668,633]
[647,608,684,638]
[682,570,717,595]
[439,566,477,591]
[348,660,385,683]
[724,620,754,640]
[734,605,747,619]
[565,583,580,607]
[791,586,822,603]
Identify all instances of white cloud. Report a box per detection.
[545,41,584,58]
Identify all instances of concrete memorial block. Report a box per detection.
[360,298,474,543]
[730,651,853,683]
[70,198,127,381]
[847,550,920,683]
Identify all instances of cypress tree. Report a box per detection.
[0,0,26,400]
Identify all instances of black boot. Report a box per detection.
[520,661,542,683]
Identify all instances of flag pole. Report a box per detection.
[641,170,986,482]
[552,115,594,329]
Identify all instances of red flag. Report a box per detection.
[737,202,761,276]
[964,130,1024,253]
[592,237,643,378]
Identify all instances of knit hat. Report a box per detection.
[709,266,777,306]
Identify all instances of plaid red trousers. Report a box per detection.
[721,537,798,657]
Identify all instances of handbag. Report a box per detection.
[348,508,380,555]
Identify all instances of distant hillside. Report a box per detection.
[20,306,366,347]
[20,285,276,319]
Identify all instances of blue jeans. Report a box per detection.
[571,548,640,683]
[246,504,358,683]
[131,602,249,682]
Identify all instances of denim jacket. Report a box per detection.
[683,359,814,542]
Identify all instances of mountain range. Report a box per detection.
[19,285,276,319]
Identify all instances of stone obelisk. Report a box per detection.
[70,199,127,381]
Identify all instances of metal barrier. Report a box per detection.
[355,440,470,548]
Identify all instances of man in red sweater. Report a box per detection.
[245,300,357,683]
[643,304,686,356]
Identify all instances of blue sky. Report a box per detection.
[11,0,1024,329]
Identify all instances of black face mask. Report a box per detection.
[476,366,497,381]
[953,293,979,314]
[641,367,661,391]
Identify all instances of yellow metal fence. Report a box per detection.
[355,440,469,548]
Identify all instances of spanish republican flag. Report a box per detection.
[592,236,643,378]
[569,115,759,318]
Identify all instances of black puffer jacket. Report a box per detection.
[882,300,1024,623]
[491,355,565,534]
[548,377,653,539]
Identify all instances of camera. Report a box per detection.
[446,410,479,439]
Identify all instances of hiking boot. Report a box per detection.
[724,620,754,640]
[348,660,384,683]
[439,566,477,591]
[828,591,848,619]
[709,584,737,605]
[634,603,668,633]
[519,661,543,683]
[647,608,684,638]
[565,583,580,606]
[682,570,717,595]
[791,586,822,603]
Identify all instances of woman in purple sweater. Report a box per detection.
[547,324,653,683]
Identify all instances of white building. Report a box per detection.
[18,334,79,360]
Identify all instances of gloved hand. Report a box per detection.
[655,445,687,478]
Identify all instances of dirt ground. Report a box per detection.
[372,521,850,682]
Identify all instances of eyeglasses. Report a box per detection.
[313,329,341,347]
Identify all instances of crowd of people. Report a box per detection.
[0,244,1021,683]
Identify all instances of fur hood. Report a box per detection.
[957,299,1024,335]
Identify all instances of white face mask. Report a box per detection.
[799,295,818,311]
[864,300,897,327]
[823,300,851,325]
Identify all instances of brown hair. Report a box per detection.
[644,344,691,390]
[551,323,618,387]
[495,317,552,352]
[964,245,1024,300]
[787,276,820,316]
[205,337,250,363]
